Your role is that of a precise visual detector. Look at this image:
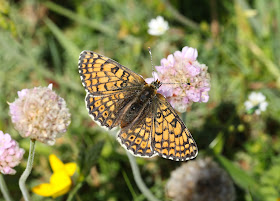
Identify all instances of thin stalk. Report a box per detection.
[19,139,36,201]
[66,182,83,201]
[127,153,160,201]
[0,174,14,201]
[162,0,199,30]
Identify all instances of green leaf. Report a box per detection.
[215,155,265,200]
[44,1,115,36]
[84,141,105,175]
[44,18,80,62]
[209,132,224,154]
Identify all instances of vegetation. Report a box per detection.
[0,0,280,200]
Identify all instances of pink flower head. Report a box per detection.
[0,131,25,174]
[145,46,210,112]
[9,84,71,145]
[174,46,198,61]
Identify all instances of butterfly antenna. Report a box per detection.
[163,82,191,85]
[148,47,155,82]
[148,48,190,86]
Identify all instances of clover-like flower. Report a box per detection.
[166,158,235,201]
[146,46,210,112]
[0,131,25,175]
[244,92,268,115]
[148,16,169,36]
[9,84,71,145]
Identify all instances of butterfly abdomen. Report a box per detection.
[120,85,156,128]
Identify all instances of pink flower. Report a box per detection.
[0,131,25,174]
[146,46,210,112]
[9,84,71,145]
[174,47,198,65]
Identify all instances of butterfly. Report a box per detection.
[78,50,198,161]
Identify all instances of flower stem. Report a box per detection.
[127,153,160,201]
[162,0,200,30]
[66,181,83,201]
[0,174,14,201]
[19,139,36,201]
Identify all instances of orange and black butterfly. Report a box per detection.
[78,50,198,161]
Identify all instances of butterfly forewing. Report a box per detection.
[152,94,198,161]
[79,51,145,95]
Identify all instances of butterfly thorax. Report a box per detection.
[120,84,157,128]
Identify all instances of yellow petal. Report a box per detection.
[49,154,65,172]
[51,186,71,198]
[32,171,72,198]
[50,172,72,198]
[32,183,56,197]
[64,162,77,176]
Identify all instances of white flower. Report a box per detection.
[148,16,169,36]
[244,92,268,115]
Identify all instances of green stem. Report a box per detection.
[0,174,14,201]
[162,0,200,30]
[127,153,160,201]
[66,182,83,201]
[19,139,36,201]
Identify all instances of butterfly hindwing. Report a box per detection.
[152,94,198,161]
[86,90,138,129]
[117,104,156,157]
[79,51,145,95]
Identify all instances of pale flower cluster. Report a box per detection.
[244,92,268,115]
[166,158,235,201]
[9,84,71,145]
[146,46,210,112]
[0,131,25,174]
[148,16,169,36]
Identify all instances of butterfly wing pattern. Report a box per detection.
[79,50,144,129]
[118,105,156,158]
[152,94,197,160]
[78,50,198,161]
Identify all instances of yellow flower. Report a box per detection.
[32,154,77,198]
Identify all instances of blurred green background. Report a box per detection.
[1,0,280,200]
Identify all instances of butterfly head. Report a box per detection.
[150,79,162,89]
